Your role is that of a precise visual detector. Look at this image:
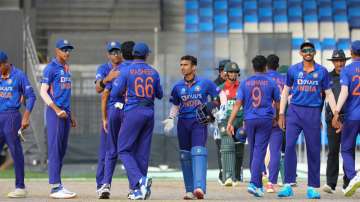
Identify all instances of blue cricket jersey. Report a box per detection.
[340,59,360,120]
[95,62,112,82]
[110,59,163,111]
[286,62,330,107]
[267,69,285,116]
[170,76,220,119]
[105,60,132,108]
[237,73,280,120]
[0,65,36,112]
[41,58,72,112]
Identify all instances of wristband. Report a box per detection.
[99,80,105,88]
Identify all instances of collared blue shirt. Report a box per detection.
[340,59,360,120]
[105,60,132,108]
[286,62,330,107]
[170,76,220,119]
[41,58,72,111]
[237,73,280,120]
[110,59,163,111]
[0,65,36,112]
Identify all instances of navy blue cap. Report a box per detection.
[56,39,74,49]
[133,42,151,57]
[106,41,121,52]
[351,40,360,55]
[0,51,8,63]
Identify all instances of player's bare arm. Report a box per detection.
[101,89,110,133]
[96,69,120,93]
[278,85,290,130]
[332,85,349,131]
[40,83,67,118]
[226,100,242,136]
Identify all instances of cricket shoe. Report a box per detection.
[50,185,76,199]
[247,183,257,195]
[224,178,233,187]
[253,187,265,197]
[193,188,205,199]
[127,190,134,199]
[278,184,294,198]
[183,192,195,200]
[266,183,275,193]
[307,187,321,199]
[322,184,335,194]
[344,174,360,197]
[128,189,143,200]
[98,184,110,199]
[7,188,27,198]
[139,176,152,200]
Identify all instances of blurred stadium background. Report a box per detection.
[0,0,359,175]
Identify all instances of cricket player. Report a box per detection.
[213,59,230,185]
[163,55,220,199]
[217,61,245,187]
[0,51,36,198]
[111,42,163,200]
[332,40,360,197]
[265,54,285,193]
[227,55,280,197]
[94,40,122,198]
[277,42,337,199]
[40,39,77,199]
[98,41,135,199]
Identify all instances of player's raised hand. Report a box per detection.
[104,69,120,83]
[278,114,285,130]
[162,117,174,135]
[226,123,234,136]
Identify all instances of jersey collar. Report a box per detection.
[298,61,321,73]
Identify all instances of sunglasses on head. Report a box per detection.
[301,48,315,54]
[60,48,73,53]
[109,49,121,56]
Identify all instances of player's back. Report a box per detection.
[267,70,285,93]
[341,60,360,120]
[238,73,279,120]
[124,60,163,110]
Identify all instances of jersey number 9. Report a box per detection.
[251,86,262,108]
[135,77,154,97]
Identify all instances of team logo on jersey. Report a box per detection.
[7,79,12,84]
[298,72,304,79]
[60,70,64,75]
[181,88,186,94]
[312,72,318,79]
[195,85,201,92]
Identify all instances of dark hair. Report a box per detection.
[121,41,135,60]
[252,55,267,72]
[267,54,279,70]
[181,55,197,66]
